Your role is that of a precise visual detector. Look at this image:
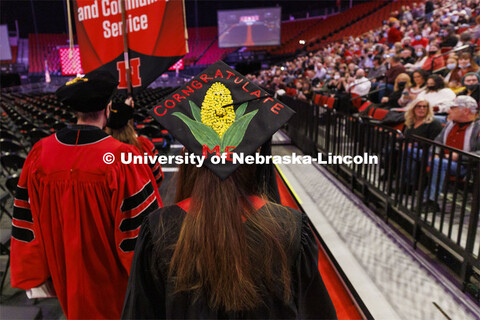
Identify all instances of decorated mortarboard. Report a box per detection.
[106,102,134,129]
[56,70,118,112]
[149,61,295,180]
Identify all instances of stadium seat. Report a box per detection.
[371,108,388,120]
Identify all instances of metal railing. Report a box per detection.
[280,95,480,301]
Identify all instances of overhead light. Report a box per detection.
[299,40,306,45]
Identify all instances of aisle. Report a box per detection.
[274,145,480,320]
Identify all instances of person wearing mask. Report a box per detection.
[417,74,456,113]
[449,52,480,86]
[411,34,429,48]
[10,71,162,319]
[105,98,164,187]
[359,50,374,69]
[422,44,446,72]
[122,62,338,319]
[381,73,412,109]
[405,47,428,72]
[445,55,460,86]
[457,72,480,102]
[326,71,343,91]
[423,95,480,212]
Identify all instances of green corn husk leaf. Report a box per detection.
[172,112,221,149]
[189,100,202,122]
[221,109,258,151]
[235,102,248,120]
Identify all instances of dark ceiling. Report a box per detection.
[1,0,360,38]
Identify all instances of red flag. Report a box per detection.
[73,0,188,94]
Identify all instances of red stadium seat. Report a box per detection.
[350,93,362,110]
[358,101,372,112]
[372,108,388,120]
[326,97,336,109]
[285,88,298,96]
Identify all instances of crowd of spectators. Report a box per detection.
[249,0,480,110]
[247,0,480,211]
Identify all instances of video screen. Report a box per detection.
[218,8,281,48]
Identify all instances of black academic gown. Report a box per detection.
[122,201,338,319]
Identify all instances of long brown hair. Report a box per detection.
[168,161,295,311]
[104,119,140,149]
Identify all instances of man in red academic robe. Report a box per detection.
[10,70,162,319]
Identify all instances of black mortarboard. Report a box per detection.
[149,61,294,180]
[106,102,134,129]
[56,70,118,112]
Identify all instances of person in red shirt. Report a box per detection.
[421,44,445,72]
[411,34,429,48]
[10,71,162,319]
[387,21,403,46]
[423,95,480,212]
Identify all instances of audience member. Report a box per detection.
[400,48,416,65]
[381,73,411,109]
[440,26,459,48]
[411,33,429,48]
[388,21,403,46]
[346,68,371,97]
[384,55,406,95]
[399,70,428,107]
[423,95,480,212]
[457,72,480,102]
[297,78,314,101]
[449,52,480,85]
[422,44,446,72]
[404,99,444,139]
[417,74,456,113]
[445,55,460,86]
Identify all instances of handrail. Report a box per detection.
[280,95,480,303]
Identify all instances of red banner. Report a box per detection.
[73,0,188,93]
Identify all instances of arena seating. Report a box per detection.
[184,26,235,66]
[288,1,388,54]
[327,0,416,43]
[28,34,69,74]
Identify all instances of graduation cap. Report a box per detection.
[149,61,295,180]
[56,70,118,112]
[106,102,134,129]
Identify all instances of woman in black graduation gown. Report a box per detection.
[122,61,337,319]
[122,159,337,319]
